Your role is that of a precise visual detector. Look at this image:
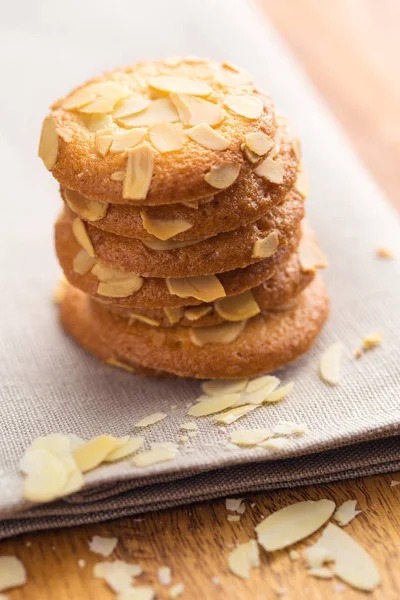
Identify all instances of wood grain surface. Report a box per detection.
[1,1,400,598]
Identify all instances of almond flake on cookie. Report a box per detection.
[184,306,212,321]
[140,211,192,240]
[38,116,59,170]
[167,275,226,303]
[187,124,229,150]
[129,313,160,327]
[64,188,109,221]
[214,289,260,321]
[170,93,226,126]
[244,132,274,155]
[123,144,154,200]
[112,96,150,119]
[148,75,212,96]
[72,217,95,257]
[254,157,284,183]
[224,95,264,119]
[252,231,279,258]
[204,163,241,189]
[109,128,147,153]
[189,320,246,346]
[149,122,187,153]
[117,98,179,128]
[73,249,97,275]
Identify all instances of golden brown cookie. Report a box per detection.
[85,276,328,379]
[39,58,299,205]
[57,190,303,278]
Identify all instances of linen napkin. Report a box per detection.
[0,0,399,539]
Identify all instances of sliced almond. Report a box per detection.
[87,114,113,132]
[246,374,278,393]
[64,187,109,221]
[111,170,125,181]
[230,429,273,446]
[132,447,177,468]
[292,138,302,161]
[189,320,246,346]
[228,540,259,579]
[95,132,113,157]
[141,211,192,240]
[308,568,334,579]
[0,556,27,592]
[164,307,184,325]
[188,394,241,417]
[112,96,150,119]
[110,128,146,153]
[201,378,248,396]
[73,249,97,275]
[134,412,167,428]
[149,122,187,153]
[224,95,263,119]
[148,75,212,96]
[129,313,160,327]
[56,126,74,143]
[72,217,95,257]
[184,306,212,321]
[214,289,260,321]
[92,262,144,293]
[94,560,142,593]
[22,448,68,502]
[167,275,225,302]
[242,143,260,164]
[265,382,294,403]
[169,583,184,598]
[245,132,274,155]
[106,358,136,373]
[38,116,59,170]
[215,405,257,424]
[88,536,118,557]
[117,98,179,127]
[119,586,155,600]
[254,157,284,183]
[333,500,362,526]
[204,163,240,189]
[295,168,309,198]
[272,421,307,436]
[259,438,288,452]
[299,236,328,272]
[256,500,335,551]
[242,376,280,405]
[164,56,183,67]
[73,435,119,473]
[104,437,144,462]
[217,66,253,87]
[320,342,342,385]
[252,231,279,258]
[78,82,129,114]
[170,93,226,126]
[187,124,229,150]
[123,145,154,200]
[180,422,198,431]
[362,332,383,350]
[62,86,97,110]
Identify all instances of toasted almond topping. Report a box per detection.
[158,566,172,586]
[164,307,184,325]
[170,93,226,126]
[0,556,27,592]
[110,128,146,153]
[242,143,260,163]
[228,540,259,579]
[78,82,129,114]
[56,126,74,142]
[38,116,59,170]
[188,394,241,417]
[149,122,187,153]
[214,289,260,321]
[252,231,279,258]
[295,168,309,198]
[111,170,125,181]
[129,313,160,327]
[53,275,69,304]
[112,96,150,119]
[187,124,229,150]
[62,87,97,110]
[73,435,119,473]
[141,211,192,240]
[184,306,212,321]
[254,157,284,183]
[230,429,273,446]
[95,132,113,157]
[93,560,142,593]
[217,66,253,87]
[333,500,362,526]
[106,358,136,373]
[118,98,178,127]
[224,95,263,119]
[134,412,167,428]
[190,320,246,346]
[72,217,95,257]
[132,447,177,468]
[376,246,394,259]
[320,342,343,385]
[201,378,248,396]
[244,132,274,155]
[265,382,294,403]
[92,263,143,298]
[204,163,240,189]
[88,536,118,557]
[64,188,109,222]
[123,144,154,200]
[256,500,335,551]
[87,114,113,132]
[289,549,300,561]
[362,332,383,350]
[299,236,328,272]
[293,138,302,161]
[149,75,212,96]
[169,582,185,598]
[167,275,225,302]
[73,249,97,275]
[164,56,183,67]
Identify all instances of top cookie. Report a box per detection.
[39,58,285,205]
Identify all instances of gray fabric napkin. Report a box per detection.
[0,0,399,539]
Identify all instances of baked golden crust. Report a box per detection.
[39,59,300,205]
[83,276,328,379]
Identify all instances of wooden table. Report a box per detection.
[2,1,399,598]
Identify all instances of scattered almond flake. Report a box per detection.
[333,500,362,526]
[0,557,27,592]
[188,394,241,417]
[104,437,144,462]
[134,412,167,428]
[254,157,284,183]
[255,500,335,551]
[118,585,155,600]
[272,422,307,436]
[227,540,259,579]
[214,404,257,425]
[93,560,142,593]
[170,93,226,127]
[169,582,184,598]
[320,342,343,385]
[241,377,281,405]
[21,448,68,502]
[88,536,118,557]
[246,375,279,394]
[304,544,331,569]
[376,246,393,259]
[78,82,129,114]
[78,559,86,568]
[157,566,171,586]
[225,498,244,512]
[112,96,150,119]
[38,115,59,170]
[111,171,125,181]
[265,382,294,403]
[118,98,178,128]
[132,447,177,468]
[123,144,154,200]
[230,429,273,446]
[141,211,192,241]
[150,122,187,153]
[179,435,189,444]
[151,441,179,452]
[73,435,119,473]
[204,163,240,189]
[250,502,256,508]
[164,56,183,67]
[306,523,380,591]
[224,94,263,119]
[308,567,334,579]
[167,275,225,303]
[72,217,95,257]
[201,378,248,396]
[244,132,274,155]
[362,332,383,351]
[211,576,220,585]
[258,437,289,451]
[149,75,212,96]
[299,235,328,272]
[227,515,241,522]
[87,114,114,133]
[187,124,229,150]
[295,168,309,198]
[179,422,198,431]
[390,479,400,487]
[109,128,146,153]
[289,549,299,561]
[56,126,74,143]
[190,320,246,347]
[214,289,260,321]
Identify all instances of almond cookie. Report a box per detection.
[57,190,303,278]
[85,276,329,379]
[39,58,298,205]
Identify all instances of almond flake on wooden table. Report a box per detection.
[133,412,167,427]
[157,566,172,586]
[319,342,343,385]
[255,500,335,551]
[390,479,400,487]
[228,540,260,579]
[169,582,185,598]
[93,560,142,593]
[0,556,27,592]
[88,536,118,557]
[227,515,241,522]
[333,500,362,526]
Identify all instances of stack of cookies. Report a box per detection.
[39,57,329,379]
